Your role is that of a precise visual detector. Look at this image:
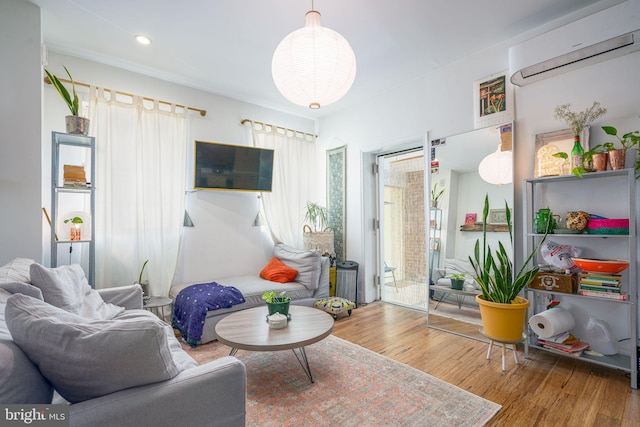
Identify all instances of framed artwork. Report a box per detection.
[473,71,514,129]
[327,145,346,262]
[488,209,509,225]
[534,127,590,177]
[465,213,477,225]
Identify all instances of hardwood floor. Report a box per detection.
[331,302,639,427]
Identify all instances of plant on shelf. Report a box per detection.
[468,194,552,341]
[552,142,615,176]
[44,65,90,135]
[431,182,444,208]
[63,216,83,225]
[602,125,640,177]
[553,101,607,175]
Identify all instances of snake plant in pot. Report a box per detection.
[469,194,551,341]
[44,66,90,135]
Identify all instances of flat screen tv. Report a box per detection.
[194,140,274,191]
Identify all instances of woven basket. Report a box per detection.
[303,225,334,255]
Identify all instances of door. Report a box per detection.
[376,147,430,309]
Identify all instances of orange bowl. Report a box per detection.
[572,258,629,274]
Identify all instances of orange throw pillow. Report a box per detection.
[260,257,298,283]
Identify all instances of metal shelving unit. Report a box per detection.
[523,169,637,388]
[50,132,96,287]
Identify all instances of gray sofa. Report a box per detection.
[170,243,331,344]
[0,258,246,427]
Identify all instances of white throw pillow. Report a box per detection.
[29,263,123,320]
[6,294,184,403]
[274,244,321,290]
[0,258,35,284]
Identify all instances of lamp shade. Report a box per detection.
[272,10,356,109]
[478,145,513,185]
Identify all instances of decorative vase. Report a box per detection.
[592,152,608,172]
[476,295,529,341]
[450,278,464,290]
[267,298,290,316]
[608,148,626,170]
[65,115,90,135]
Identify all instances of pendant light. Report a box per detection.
[478,144,513,185]
[272,2,356,109]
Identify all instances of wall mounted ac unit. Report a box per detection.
[509,1,640,86]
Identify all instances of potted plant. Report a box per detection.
[302,201,334,255]
[552,142,614,176]
[63,216,84,241]
[601,126,640,176]
[136,259,150,300]
[431,182,444,208]
[469,195,551,341]
[450,273,465,290]
[44,66,90,135]
[553,101,607,173]
[262,290,291,316]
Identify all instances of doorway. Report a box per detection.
[377,148,430,310]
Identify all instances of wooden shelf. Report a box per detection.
[460,223,509,232]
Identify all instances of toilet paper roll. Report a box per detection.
[528,307,575,338]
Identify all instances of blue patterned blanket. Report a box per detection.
[172,282,245,347]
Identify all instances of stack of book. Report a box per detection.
[537,332,589,357]
[578,272,628,300]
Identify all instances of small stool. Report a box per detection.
[479,329,526,371]
[314,296,356,319]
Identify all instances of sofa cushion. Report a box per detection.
[0,258,34,284]
[0,281,43,301]
[274,244,321,290]
[260,256,298,283]
[6,294,185,403]
[29,263,124,320]
[0,289,54,404]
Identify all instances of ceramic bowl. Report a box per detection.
[572,258,629,274]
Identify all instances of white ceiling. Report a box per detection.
[26,0,620,118]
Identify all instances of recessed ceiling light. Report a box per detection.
[134,35,152,45]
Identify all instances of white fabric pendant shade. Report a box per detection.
[478,145,513,185]
[272,10,356,109]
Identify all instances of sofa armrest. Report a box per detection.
[96,285,143,310]
[68,356,246,427]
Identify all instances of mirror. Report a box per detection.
[427,123,514,341]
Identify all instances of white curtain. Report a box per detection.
[250,124,316,249]
[89,89,187,295]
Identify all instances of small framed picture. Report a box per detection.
[465,213,477,225]
[473,71,514,129]
[488,209,509,225]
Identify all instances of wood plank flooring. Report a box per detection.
[331,302,639,427]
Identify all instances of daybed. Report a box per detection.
[169,243,331,344]
[0,258,246,427]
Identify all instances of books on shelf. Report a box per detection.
[579,289,629,300]
[537,335,589,357]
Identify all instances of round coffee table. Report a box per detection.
[215,305,334,383]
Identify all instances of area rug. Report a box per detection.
[183,335,500,426]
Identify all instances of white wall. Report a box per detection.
[0,0,43,265]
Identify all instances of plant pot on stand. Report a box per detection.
[476,295,530,341]
[66,115,90,135]
[608,148,626,170]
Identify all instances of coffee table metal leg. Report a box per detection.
[291,347,314,383]
[229,348,238,356]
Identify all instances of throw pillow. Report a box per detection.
[274,244,321,290]
[260,257,298,283]
[29,263,123,320]
[6,294,184,403]
[0,258,35,284]
[0,281,43,301]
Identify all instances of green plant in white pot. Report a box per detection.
[468,194,551,341]
[44,66,90,135]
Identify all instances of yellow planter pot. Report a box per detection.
[475,295,530,341]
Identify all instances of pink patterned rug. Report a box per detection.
[183,335,500,426]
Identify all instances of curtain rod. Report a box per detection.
[44,76,207,117]
[241,119,317,139]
